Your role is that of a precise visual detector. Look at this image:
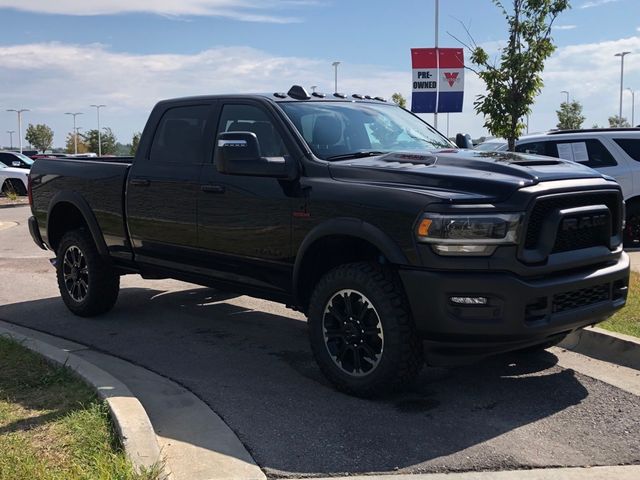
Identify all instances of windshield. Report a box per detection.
[475,142,506,152]
[280,101,454,160]
[13,153,34,165]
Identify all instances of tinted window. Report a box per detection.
[216,104,288,158]
[515,141,549,155]
[150,105,210,164]
[547,139,617,168]
[614,138,640,161]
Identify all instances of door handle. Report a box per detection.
[201,184,225,194]
[131,178,150,187]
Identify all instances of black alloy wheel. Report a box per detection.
[322,289,384,377]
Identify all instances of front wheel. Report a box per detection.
[308,262,424,396]
[56,229,120,317]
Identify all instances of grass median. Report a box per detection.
[0,336,161,480]
[600,270,640,338]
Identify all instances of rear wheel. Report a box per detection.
[308,262,423,396]
[56,229,120,317]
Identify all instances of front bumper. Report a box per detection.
[28,216,47,250]
[399,253,629,365]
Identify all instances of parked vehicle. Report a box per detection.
[28,87,629,395]
[0,151,34,169]
[0,163,29,195]
[476,129,640,246]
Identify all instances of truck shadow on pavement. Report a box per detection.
[2,286,638,476]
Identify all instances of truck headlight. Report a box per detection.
[416,213,523,256]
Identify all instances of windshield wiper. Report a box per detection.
[326,151,387,161]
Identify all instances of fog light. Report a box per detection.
[450,296,488,305]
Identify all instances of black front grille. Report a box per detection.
[552,221,610,253]
[524,192,619,250]
[552,283,610,313]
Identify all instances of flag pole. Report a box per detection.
[434,0,439,129]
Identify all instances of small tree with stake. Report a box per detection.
[464,0,570,151]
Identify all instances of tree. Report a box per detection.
[130,132,141,155]
[468,0,570,151]
[391,93,407,109]
[556,100,585,130]
[25,123,54,153]
[608,115,631,128]
[65,132,89,154]
[84,128,117,155]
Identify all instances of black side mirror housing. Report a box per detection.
[455,133,473,149]
[215,131,292,179]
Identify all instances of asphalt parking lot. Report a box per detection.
[1,205,639,478]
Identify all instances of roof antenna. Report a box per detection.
[287,85,311,100]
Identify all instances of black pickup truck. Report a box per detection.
[28,85,629,395]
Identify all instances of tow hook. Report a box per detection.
[49,258,58,268]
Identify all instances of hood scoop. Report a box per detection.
[378,152,437,166]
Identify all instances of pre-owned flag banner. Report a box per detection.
[411,47,464,114]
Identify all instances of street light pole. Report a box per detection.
[627,88,636,126]
[615,52,631,124]
[6,109,30,154]
[90,104,106,156]
[331,62,341,94]
[65,112,83,154]
[561,90,569,104]
[7,130,15,150]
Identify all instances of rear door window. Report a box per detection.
[614,138,640,161]
[149,105,210,164]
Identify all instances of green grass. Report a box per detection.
[600,271,640,338]
[0,336,162,480]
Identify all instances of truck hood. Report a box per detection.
[327,149,606,202]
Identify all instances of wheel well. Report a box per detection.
[48,202,88,253]
[296,235,387,312]
[2,178,26,196]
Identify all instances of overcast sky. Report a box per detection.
[0,0,638,148]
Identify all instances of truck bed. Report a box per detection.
[30,157,132,261]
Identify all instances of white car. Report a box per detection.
[476,128,640,246]
[0,163,29,196]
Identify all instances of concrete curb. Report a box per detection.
[0,202,29,209]
[0,323,166,477]
[559,326,640,370]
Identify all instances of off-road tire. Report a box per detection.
[308,261,424,396]
[56,229,120,317]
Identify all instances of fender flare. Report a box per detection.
[292,217,409,301]
[46,191,109,256]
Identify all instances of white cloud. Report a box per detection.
[1,34,639,148]
[0,0,317,23]
[553,24,577,30]
[580,0,620,9]
[0,42,407,146]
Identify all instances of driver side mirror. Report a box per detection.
[455,133,473,149]
[215,131,292,179]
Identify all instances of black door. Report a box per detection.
[198,101,295,295]
[127,103,214,269]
